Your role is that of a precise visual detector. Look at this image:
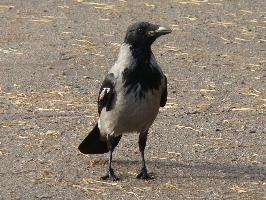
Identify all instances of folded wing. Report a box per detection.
[160,75,167,107]
[98,73,116,114]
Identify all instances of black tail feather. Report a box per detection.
[78,123,122,154]
[78,123,108,154]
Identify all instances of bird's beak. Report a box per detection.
[155,26,172,35]
[147,26,172,37]
[154,26,172,37]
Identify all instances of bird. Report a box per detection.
[78,21,171,181]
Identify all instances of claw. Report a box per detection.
[101,174,119,181]
[101,168,119,181]
[136,168,154,180]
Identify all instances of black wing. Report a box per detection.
[98,73,116,114]
[160,75,167,107]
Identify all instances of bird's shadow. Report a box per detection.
[113,159,266,181]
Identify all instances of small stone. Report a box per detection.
[83,76,92,79]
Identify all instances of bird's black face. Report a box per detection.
[124,22,171,48]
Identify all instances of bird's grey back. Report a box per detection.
[109,44,134,77]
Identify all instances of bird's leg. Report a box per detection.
[101,134,119,181]
[137,130,153,180]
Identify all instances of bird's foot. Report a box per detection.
[136,168,154,180]
[101,168,119,181]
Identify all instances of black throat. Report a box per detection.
[122,46,162,99]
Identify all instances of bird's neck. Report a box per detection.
[130,46,152,66]
[121,44,162,96]
[116,43,153,71]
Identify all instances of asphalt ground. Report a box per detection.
[0,0,265,199]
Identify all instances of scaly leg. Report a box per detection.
[101,134,119,181]
[136,130,153,180]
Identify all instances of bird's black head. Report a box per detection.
[124,22,171,49]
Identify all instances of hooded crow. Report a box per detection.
[78,22,171,180]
